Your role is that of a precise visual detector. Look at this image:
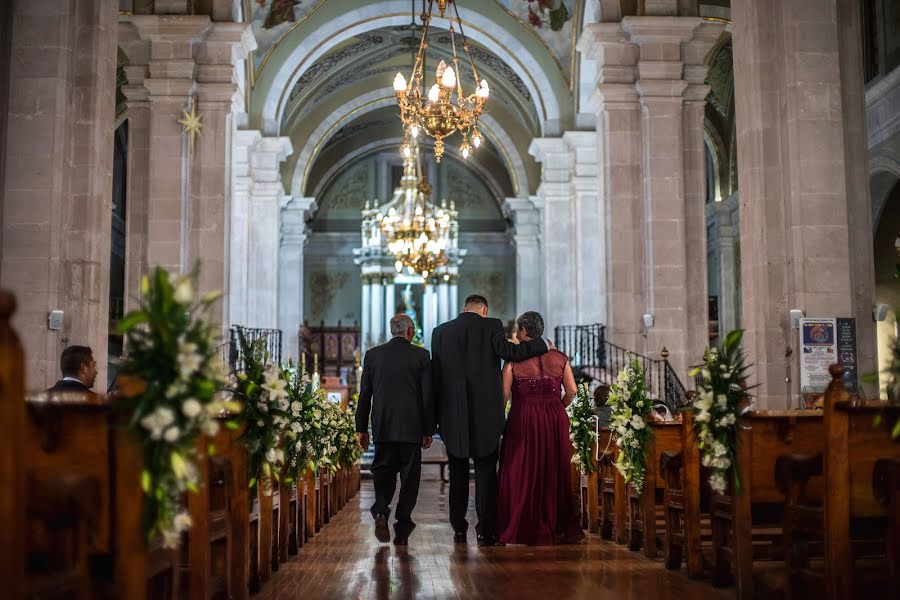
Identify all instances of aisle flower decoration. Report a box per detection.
[280,362,320,483]
[688,329,754,495]
[567,382,598,474]
[335,402,364,468]
[115,266,236,547]
[608,357,653,492]
[231,332,290,496]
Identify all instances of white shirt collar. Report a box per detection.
[62,376,85,384]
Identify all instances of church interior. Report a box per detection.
[2,0,900,598]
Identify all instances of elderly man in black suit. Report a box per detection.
[46,345,97,394]
[431,294,548,546]
[356,314,434,546]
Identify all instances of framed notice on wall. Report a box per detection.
[799,317,858,406]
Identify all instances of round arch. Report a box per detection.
[252,0,566,135]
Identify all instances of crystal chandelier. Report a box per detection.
[392,0,489,163]
[377,144,452,279]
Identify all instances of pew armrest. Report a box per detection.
[775,453,823,494]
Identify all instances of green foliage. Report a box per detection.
[688,329,754,495]
[567,383,597,474]
[231,331,290,496]
[608,358,653,493]
[114,266,234,547]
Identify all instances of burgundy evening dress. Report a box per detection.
[497,350,585,545]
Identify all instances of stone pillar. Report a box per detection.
[731,0,876,408]
[580,15,723,377]
[423,284,436,349]
[228,129,258,328]
[449,276,459,318]
[245,136,292,329]
[529,138,577,333]
[2,0,118,388]
[361,275,372,350]
[371,277,384,345]
[385,278,396,327]
[707,193,740,336]
[504,198,544,319]
[565,131,604,325]
[437,280,450,324]
[279,196,313,360]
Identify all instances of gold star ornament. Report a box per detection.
[178,101,203,154]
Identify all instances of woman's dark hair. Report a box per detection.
[515,311,544,339]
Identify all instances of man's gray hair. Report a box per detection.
[390,314,415,337]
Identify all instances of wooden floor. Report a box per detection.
[260,470,733,599]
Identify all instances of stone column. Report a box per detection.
[423,284,436,349]
[228,128,259,328]
[385,278,396,327]
[529,138,577,333]
[504,198,544,319]
[437,279,450,324]
[449,276,459,317]
[371,277,384,344]
[707,193,740,336]
[731,0,876,408]
[580,15,723,377]
[279,196,313,360]
[244,136,292,329]
[564,131,604,325]
[2,0,118,388]
[360,275,372,350]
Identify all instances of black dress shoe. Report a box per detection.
[476,534,505,547]
[453,531,467,543]
[374,514,390,543]
[393,536,409,546]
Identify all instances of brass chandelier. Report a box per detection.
[377,144,452,279]
[392,0,489,163]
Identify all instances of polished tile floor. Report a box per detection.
[260,470,733,599]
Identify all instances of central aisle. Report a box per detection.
[261,470,732,599]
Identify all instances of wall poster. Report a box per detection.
[799,317,858,407]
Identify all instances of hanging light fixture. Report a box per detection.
[376,142,453,280]
[393,0,489,163]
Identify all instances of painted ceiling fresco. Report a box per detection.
[498,0,576,81]
[248,0,322,79]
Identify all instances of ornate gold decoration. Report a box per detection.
[393,0,489,163]
[178,100,203,155]
[376,143,454,279]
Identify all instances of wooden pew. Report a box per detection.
[0,290,25,599]
[625,420,683,557]
[598,431,628,544]
[712,409,824,598]
[659,410,705,578]
[24,391,180,599]
[304,471,317,541]
[777,365,900,599]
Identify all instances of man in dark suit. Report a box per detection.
[356,314,434,546]
[431,294,548,546]
[46,345,97,394]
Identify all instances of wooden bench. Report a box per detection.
[659,410,706,578]
[423,438,450,482]
[777,365,900,599]
[597,431,628,545]
[715,408,824,598]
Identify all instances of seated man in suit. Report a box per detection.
[46,345,97,394]
[356,314,434,546]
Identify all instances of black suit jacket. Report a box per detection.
[431,312,548,458]
[355,337,435,444]
[46,379,92,394]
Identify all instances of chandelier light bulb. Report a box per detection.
[422,270,429,278]
[407,266,415,275]
[402,144,411,157]
[410,124,419,138]
[427,84,440,103]
[441,66,456,89]
[461,143,471,159]
[444,274,450,282]
[472,131,482,148]
[476,79,490,99]
[393,72,407,92]
[436,60,447,78]
[395,261,403,272]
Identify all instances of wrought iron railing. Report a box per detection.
[224,326,282,372]
[555,323,689,414]
[554,324,607,370]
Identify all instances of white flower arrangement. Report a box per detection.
[115,266,237,547]
[607,357,653,493]
[567,382,598,474]
[689,330,753,495]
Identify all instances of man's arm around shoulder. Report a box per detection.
[487,317,548,362]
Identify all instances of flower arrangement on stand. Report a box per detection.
[567,382,598,474]
[608,358,653,493]
[231,332,290,496]
[114,267,235,547]
[280,362,320,483]
[688,329,753,495]
[335,402,364,468]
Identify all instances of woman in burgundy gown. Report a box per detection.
[497,311,584,545]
